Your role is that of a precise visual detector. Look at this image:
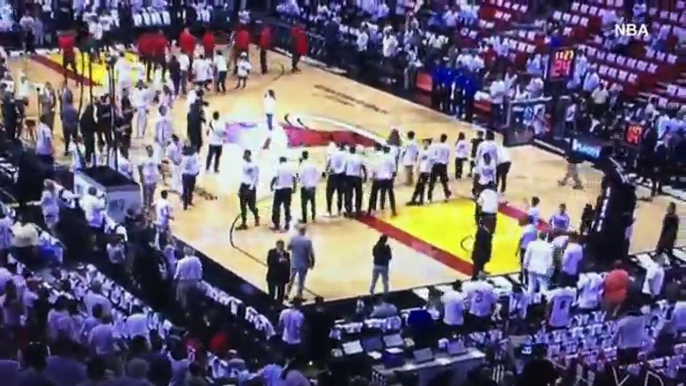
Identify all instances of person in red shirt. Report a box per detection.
[233,26,250,75]
[153,30,169,79]
[290,23,307,73]
[137,32,154,82]
[58,31,77,81]
[179,28,196,68]
[202,29,215,60]
[259,25,272,74]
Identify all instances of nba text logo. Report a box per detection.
[614,23,649,37]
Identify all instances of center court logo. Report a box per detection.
[223,114,378,150]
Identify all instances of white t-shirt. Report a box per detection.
[441,290,465,326]
[462,280,497,317]
[279,308,304,344]
[547,287,576,328]
[155,198,172,229]
[577,273,603,309]
[642,262,665,297]
[213,55,227,72]
[274,163,296,190]
[264,95,275,115]
[477,189,498,214]
[139,156,160,185]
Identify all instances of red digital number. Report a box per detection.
[626,125,642,145]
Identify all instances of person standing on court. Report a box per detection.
[205,111,226,173]
[202,27,215,60]
[454,132,469,179]
[58,31,77,82]
[271,157,297,231]
[656,202,678,259]
[495,143,511,193]
[36,116,54,166]
[180,145,200,211]
[266,240,290,303]
[474,152,496,197]
[264,90,276,131]
[549,203,571,232]
[213,50,228,94]
[287,226,315,300]
[236,150,260,230]
[376,146,398,216]
[468,130,484,177]
[400,131,419,186]
[139,145,160,214]
[325,143,347,218]
[259,24,272,74]
[427,134,452,203]
[471,224,493,279]
[290,22,307,73]
[233,25,250,74]
[344,146,367,217]
[298,151,319,224]
[370,235,392,295]
[476,186,498,232]
[408,139,433,206]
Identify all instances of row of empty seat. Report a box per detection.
[484,0,530,15]
[552,11,595,29]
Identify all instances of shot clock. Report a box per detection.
[548,48,577,81]
[623,122,644,148]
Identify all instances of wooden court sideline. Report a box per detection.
[9,48,672,302]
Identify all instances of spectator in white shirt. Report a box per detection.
[441,280,465,333]
[523,232,553,293]
[590,82,609,119]
[174,246,203,309]
[642,259,665,300]
[615,304,646,364]
[84,281,112,317]
[559,232,583,286]
[489,79,506,127]
[463,273,497,331]
[278,298,304,358]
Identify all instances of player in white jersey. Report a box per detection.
[165,135,183,193]
[400,131,419,186]
[153,106,173,164]
[236,150,260,230]
[40,180,60,233]
[139,145,160,212]
[462,273,498,331]
[546,285,577,329]
[115,54,132,95]
[408,139,433,206]
[132,81,150,138]
[235,52,252,89]
[154,190,173,243]
[577,271,604,310]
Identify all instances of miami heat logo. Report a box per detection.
[224,114,379,150]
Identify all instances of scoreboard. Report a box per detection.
[548,47,577,81]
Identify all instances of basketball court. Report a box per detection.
[8,47,672,302]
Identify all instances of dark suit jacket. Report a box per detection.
[266,248,290,283]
